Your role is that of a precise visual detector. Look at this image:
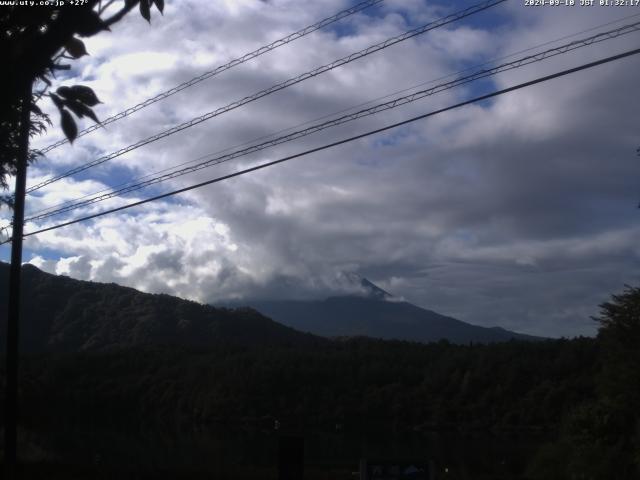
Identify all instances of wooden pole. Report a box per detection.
[4,81,32,475]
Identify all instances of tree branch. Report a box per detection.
[99,0,117,15]
[103,1,139,27]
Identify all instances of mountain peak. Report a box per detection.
[358,277,392,300]
[339,272,392,300]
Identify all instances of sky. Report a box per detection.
[2,0,639,338]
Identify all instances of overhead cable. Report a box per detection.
[9,46,639,243]
[28,11,640,219]
[38,0,386,154]
[26,0,507,194]
[24,20,640,223]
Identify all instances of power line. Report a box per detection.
[26,20,640,220]
[10,47,639,243]
[27,11,640,219]
[29,0,505,192]
[24,20,640,223]
[26,0,507,194]
[38,0,385,154]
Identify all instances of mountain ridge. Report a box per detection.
[225,275,543,343]
[0,262,321,353]
[0,262,542,352]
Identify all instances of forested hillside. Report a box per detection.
[0,336,625,479]
[1,262,638,478]
[15,338,597,433]
[0,263,319,352]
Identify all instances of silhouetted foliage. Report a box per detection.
[595,285,640,475]
[596,286,640,405]
[1,0,164,201]
[7,338,597,434]
[527,285,640,479]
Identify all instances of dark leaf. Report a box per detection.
[69,85,101,106]
[65,37,89,58]
[50,93,64,111]
[140,0,151,23]
[64,99,86,118]
[84,107,101,125]
[65,99,100,124]
[30,104,43,116]
[56,86,72,99]
[153,0,164,14]
[50,63,71,70]
[29,150,44,163]
[75,9,110,37]
[60,109,78,143]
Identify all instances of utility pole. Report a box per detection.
[4,81,32,475]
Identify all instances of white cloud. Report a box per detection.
[1,0,638,338]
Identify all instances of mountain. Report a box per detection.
[232,277,542,344]
[0,262,539,352]
[0,262,320,353]
[339,271,392,300]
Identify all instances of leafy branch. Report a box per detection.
[1,0,165,198]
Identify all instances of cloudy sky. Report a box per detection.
[2,0,639,337]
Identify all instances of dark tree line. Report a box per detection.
[0,285,637,478]
[528,286,640,479]
[11,337,598,434]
